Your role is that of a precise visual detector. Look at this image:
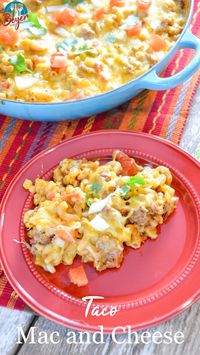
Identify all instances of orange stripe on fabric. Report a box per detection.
[119,102,136,130]
[0,118,10,141]
[133,91,157,131]
[49,121,69,146]
[119,91,147,130]
[6,290,18,309]
[82,115,96,134]
[171,71,200,144]
[0,120,23,161]
[49,120,79,146]
[0,275,8,296]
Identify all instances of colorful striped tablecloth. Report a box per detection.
[0,1,200,312]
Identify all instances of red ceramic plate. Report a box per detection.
[0,131,200,333]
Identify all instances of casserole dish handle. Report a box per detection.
[139,30,200,90]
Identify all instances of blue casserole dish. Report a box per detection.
[0,0,200,122]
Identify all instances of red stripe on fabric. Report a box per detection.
[14,296,26,310]
[73,117,90,136]
[0,282,15,307]
[92,113,109,131]
[0,115,9,131]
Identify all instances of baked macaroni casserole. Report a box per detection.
[0,0,186,102]
[23,150,178,285]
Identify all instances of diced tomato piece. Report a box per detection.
[94,7,106,19]
[126,23,142,37]
[56,227,77,243]
[114,150,140,176]
[46,192,56,200]
[110,0,125,7]
[69,265,88,287]
[50,53,67,69]
[137,0,152,10]
[0,26,18,46]
[51,8,78,26]
[63,193,82,203]
[149,34,166,51]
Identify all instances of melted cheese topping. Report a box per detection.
[23,151,178,273]
[0,0,186,102]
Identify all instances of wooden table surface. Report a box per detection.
[1,85,200,355]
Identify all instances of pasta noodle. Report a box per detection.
[23,150,178,273]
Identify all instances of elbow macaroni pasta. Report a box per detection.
[23,151,178,274]
[0,0,186,102]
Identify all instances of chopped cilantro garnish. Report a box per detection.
[77,43,88,52]
[8,54,33,74]
[119,185,131,197]
[85,193,93,207]
[56,38,78,52]
[28,13,47,37]
[119,177,146,198]
[63,0,85,6]
[106,34,117,44]
[90,182,102,194]
[56,37,93,54]
[127,176,146,187]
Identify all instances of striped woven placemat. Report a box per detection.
[0,1,200,311]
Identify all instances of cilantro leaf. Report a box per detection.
[56,37,93,54]
[105,34,117,44]
[85,193,93,207]
[56,38,78,52]
[63,0,85,7]
[89,182,102,194]
[28,13,42,28]
[76,42,88,52]
[28,13,47,37]
[127,176,146,187]
[8,54,33,74]
[119,185,131,197]
[119,177,146,198]
[0,45,3,52]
